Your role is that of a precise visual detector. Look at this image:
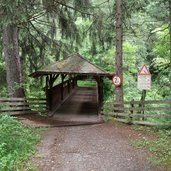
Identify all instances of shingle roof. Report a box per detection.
[31,53,113,77]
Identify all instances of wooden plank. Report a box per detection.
[0,102,26,105]
[0,98,26,102]
[30,106,47,109]
[0,106,47,112]
[0,97,25,100]
[7,111,37,115]
[104,99,171,105]
[103,112,171,118]
[0,110,47,115]
[0,97,46,102]
[111,106,171,111]
[132,121,171,127]
[102,112,127,117]
[0,108,31,112]
[124,99,171,105]
[114,118,164,126]
[130,113,171,118]
[0,102,47,106]
[27,98,46,101]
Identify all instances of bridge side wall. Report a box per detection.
[48,79,76,111]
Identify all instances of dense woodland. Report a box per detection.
[0,0,170,101]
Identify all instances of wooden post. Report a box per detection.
[48,74,53,111]
[95,76,103,116]
[138,90,146,120]
[46,74,59,111]
[129,99,134,123]
[45,75,52,111]
[99,77,104,104]
[68,79,70,93]
[61,74,64,100]
[45,76,49,111]
[71,76,75,89]
[141,90,146,120]
[100,77,104,117]
[61,74,67,100]
[72,78,75,89]
[75,77,77,87]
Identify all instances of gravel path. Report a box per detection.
[32,123,165,171]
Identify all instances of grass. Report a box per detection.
[0,115,42,171]
[130,126,171,166]
[77,80,96,87]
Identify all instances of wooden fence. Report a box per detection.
[0,97,48,116]
[102,100,171,126]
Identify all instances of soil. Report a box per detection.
[30,122,166,171]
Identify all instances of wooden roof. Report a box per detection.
[31,54,113,77]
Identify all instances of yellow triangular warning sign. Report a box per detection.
[138,64,151,75]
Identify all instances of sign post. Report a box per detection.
[137,64,151,119]
[137,64,151,90]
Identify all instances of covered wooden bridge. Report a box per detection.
[31,54,113,121]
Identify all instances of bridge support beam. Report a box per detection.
[94,76,104,115]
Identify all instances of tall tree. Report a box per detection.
[1,0,91,97]
[2,25,25,97]
[115,0,124,103]
[0,0,29,97]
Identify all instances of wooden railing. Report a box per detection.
[0,97,48,115]
[48,78,76,111]
[102,100,171,126]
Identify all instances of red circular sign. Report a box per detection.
[112,75,122,86]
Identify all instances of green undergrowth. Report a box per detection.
[130,126,171,167]
[77,80,96,87]
[0,115,42,171]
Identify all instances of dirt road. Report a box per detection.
[32,123,164,171]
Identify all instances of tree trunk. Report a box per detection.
[115,0,124,103]
[2,24,25,97]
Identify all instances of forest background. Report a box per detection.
[0,1,171,170]
[0,0,170,101]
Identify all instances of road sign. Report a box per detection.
[137,64,151,90]
[112,75,122,87]
[138,64,151,75]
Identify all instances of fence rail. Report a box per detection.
[0,97,48,116]
[102,100,171,126]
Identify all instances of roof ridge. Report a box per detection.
[76,53,107,73]
[30,53,112,77]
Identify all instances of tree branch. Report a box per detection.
[54,1,94,16]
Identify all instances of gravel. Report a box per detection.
[31,123,165,171]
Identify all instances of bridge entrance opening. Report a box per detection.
[54,88,98,122]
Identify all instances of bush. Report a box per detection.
[0,115,41,171]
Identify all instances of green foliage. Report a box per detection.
[0,0,39,26]
[0,115,41,171]
[151,27,170,98]
[77,80,96,87]
[148,131,171,165]
[0,0,170,100]
[130,128,171,166]
[130,137,150,148]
